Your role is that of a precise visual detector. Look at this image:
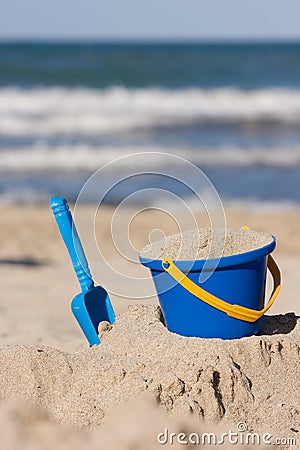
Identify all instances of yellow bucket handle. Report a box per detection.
[162,233,281,323]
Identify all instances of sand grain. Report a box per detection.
[140,227,273,261]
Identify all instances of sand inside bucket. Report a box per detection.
[140,227,273,261]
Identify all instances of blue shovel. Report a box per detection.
[50,196,115,346]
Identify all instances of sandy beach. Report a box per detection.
[0,203,299,449]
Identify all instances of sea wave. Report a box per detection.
[1,86,300,137]
[1,145,300,172]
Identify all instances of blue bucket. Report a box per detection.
[139,235,281,339]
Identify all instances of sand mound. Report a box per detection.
[140,227,273,261]
[0,306,299,443]
[0,397,269,450]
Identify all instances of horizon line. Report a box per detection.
[1,36,300,45]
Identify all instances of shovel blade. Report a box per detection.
[71,286,115,346]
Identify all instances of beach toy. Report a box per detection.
[50,196,115,346]
[139,229,281,339]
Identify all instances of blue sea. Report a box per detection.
[1,42,300,206]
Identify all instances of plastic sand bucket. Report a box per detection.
[139,232,281,339]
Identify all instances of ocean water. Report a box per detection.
[1,42,300,206]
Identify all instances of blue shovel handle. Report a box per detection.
[50,196,94,293]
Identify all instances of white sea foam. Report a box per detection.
[0,184,298,211]
[0,145,299,172]
[1,86,300,137]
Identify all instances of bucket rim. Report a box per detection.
[139,235,276,272]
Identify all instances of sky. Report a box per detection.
[0,0,300,41]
